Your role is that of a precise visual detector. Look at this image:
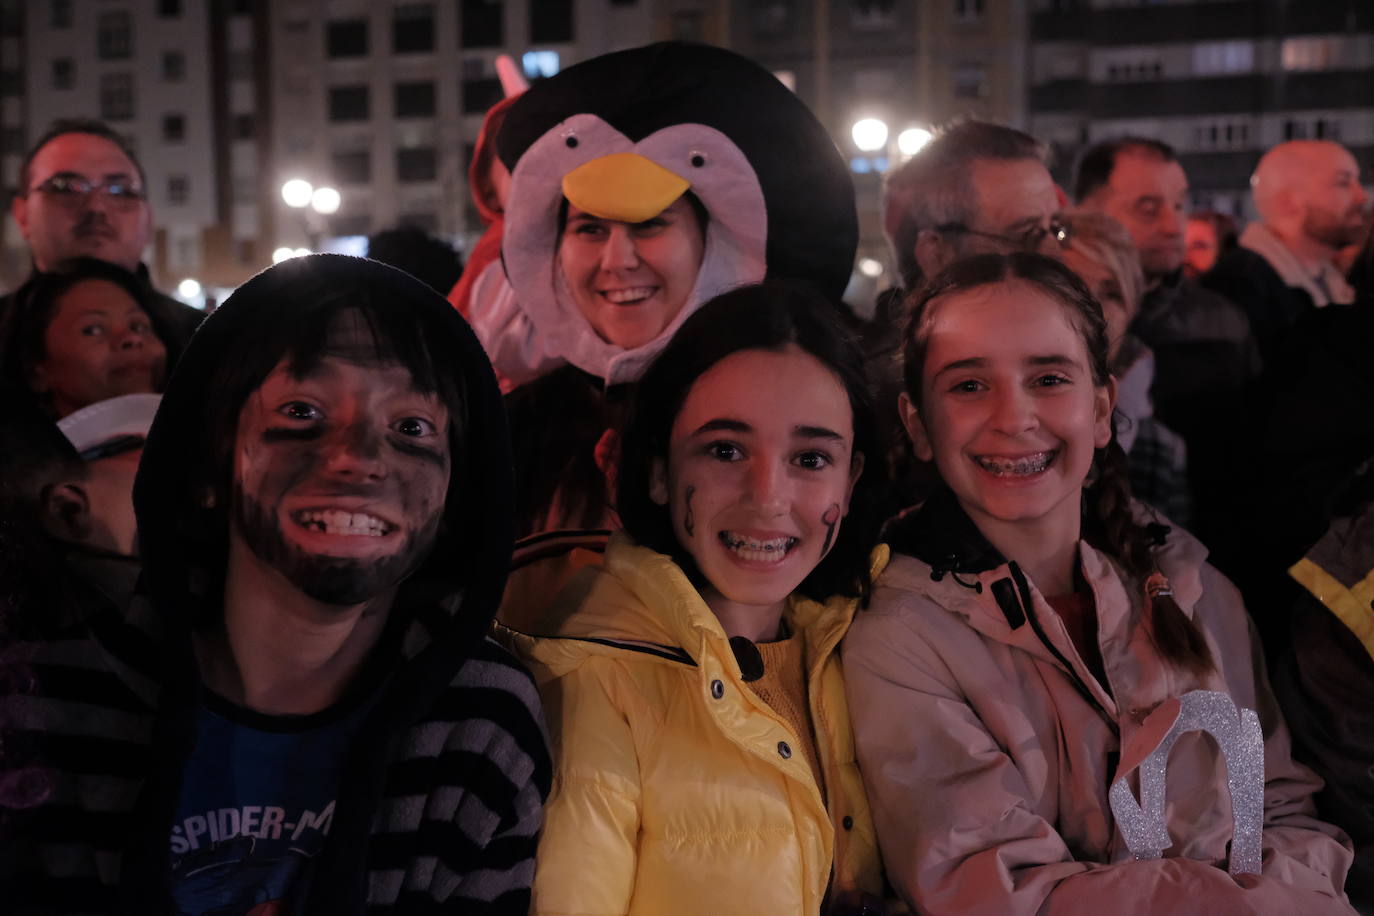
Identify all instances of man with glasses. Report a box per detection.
[881,120,1061,301]
[5,119,202,343]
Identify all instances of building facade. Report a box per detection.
[266,0,659,259]
[1029,0,1374,216]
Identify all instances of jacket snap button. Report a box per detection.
[710,679,724,699]
[842,815,854,830]
[777,741,792,759]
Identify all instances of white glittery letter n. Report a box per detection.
[1108,690,1265,875]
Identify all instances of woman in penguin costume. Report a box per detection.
[485,41,859,538]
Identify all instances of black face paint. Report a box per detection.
[233,481,443,607]
[683,485,696,537]
[820,503,841,557]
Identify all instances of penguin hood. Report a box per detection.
[498,41,857,385]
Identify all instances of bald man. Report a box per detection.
[1205,140,1369,366]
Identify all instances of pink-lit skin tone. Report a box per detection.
[231,352,449,578]
[1094,151,1188,281]
[203,313,452,716]
[651,346,863,642]
[901,281,1114,594]
[558,195,705,350]
[12,132,152,272]
[31,278,167,417]
[1184,218,1219,280]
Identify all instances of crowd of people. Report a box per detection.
[0,39,1371,915]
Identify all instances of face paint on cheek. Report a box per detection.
[233,434,448,607]
[820,503,841,557]
[683,485,696,538]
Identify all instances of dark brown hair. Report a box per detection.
[618,281,885,604]
[902,252,1215,675]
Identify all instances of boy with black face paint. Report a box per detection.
[3,255,550,914]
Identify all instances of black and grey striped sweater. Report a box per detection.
[5,596,550,915]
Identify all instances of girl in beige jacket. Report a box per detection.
[845,252,1354,915]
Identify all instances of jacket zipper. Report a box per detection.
[1007,561,1118,734]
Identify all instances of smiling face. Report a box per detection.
[13,132,152,272]
[230,315,452,607]
[558,194,706,351]
[651,345,862,617]
[903,280,1113,554]
[30,277,168,417]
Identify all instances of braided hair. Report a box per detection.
[902,252,1215,675]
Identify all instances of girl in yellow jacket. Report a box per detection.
[503,282,890,915]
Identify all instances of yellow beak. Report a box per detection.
[561,152,690,224]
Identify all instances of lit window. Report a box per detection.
[1281,37,1338,71]
[522,50,560,80]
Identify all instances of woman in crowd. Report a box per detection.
[843,252,1355,915]
[482,42,857,536]
[502,283,888,914]
[1058,209,1191,525]
[0,257,173,418]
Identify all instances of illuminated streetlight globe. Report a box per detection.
[177,278,202,300]
[311,186,341,215]
[294,248,312,258]
[271,246,297,264]
[851,118,889,153]
[858,257,884,278]
[898,127,933,156]
[281,178,314,208]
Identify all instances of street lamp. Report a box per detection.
[311,186,341,215]
[897,127,933,156]
[280,178,342,254]
[281,178,314,209]
[851,118,889,153]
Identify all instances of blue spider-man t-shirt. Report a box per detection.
[169,690,374,915]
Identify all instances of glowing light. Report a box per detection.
[858,257,883,278]
[293,248,312,258]
[281,179,313,208]
[272,246,296,263]
[851,118,889,152]
[898,127,933,156]
[176,278,201,299]
[311,186,341,214]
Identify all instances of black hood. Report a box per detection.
[133,253,515,667]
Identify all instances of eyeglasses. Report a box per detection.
[934,217,1069,253]
[27,174,146,210]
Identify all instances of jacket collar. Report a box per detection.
[882,489,1211,693]
[515,533,885,681]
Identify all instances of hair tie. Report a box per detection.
[1144,569,1173,600]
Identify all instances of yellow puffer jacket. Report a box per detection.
[499,533,887,915]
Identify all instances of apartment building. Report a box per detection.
[267,0,658,255]
[1029,0,1374,216]
[1,0,248,291]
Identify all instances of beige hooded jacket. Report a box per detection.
[843,496,1354,916]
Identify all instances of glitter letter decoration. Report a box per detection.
[1108,690,1264,875]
